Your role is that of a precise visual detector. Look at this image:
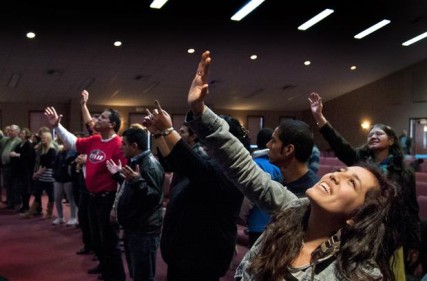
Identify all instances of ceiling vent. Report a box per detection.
[46,69,63,76]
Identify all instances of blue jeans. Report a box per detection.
[123,230,160,281]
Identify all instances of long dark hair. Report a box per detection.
[248,162,399,281]
[359,123,404,166]
[219,114,251,151]
[359,123,413,249]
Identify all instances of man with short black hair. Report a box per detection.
[107,127,164,281]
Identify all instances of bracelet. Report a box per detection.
[161,127,174,136]
[152,127,174,139]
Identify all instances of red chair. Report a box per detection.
[322,157,340,166]
[417,196,427,220]
[416,182,427,197]
[162,172,173,209]
[419,161,427,173]
[317,165,333,177]
[416,172,427,183]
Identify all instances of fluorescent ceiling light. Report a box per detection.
[298,9,334,31]
[402,31,427,46]
[231,0,266,21]
[150,0,168,9]
[354,19,390,39]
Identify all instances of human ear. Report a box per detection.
[131,142,139,150]
[284,144,295,156]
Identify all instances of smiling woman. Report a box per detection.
[309,91,421,280]
[307,166,377,216]
[245,162,398,281]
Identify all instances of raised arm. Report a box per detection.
[308,92,358,165]
[143,101,181,157]
[308,92,327,128]
[44,106,62,127]
[185,51,297,212]
[44,106,77,150]
[188,50,211,115]
[81,90,93,126]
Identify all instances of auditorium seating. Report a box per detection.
[162,172,173,208]
[317,157,347,177]
[417,172,427,183]
[417,196,427,220]
[419,161,427,173]
[417,182,427,197]
[317,164,334,177]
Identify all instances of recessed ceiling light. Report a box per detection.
[250,55,258,60]
[187,48,195,54]
[114,41,122,47]
[350,66,357,70]
[354,19,390,39]
[304,61,311,66]
[26,32,36,39]
[298,9,334,31]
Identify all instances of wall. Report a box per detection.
[301,59,427,151]
[0,101,68,134]
[0,59,425,147]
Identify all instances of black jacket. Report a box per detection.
[116,150,164,234]
[159,139,244,278]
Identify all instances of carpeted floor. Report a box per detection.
[0,194,247,281]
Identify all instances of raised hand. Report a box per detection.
[152,100,172,131]
[144,100,173,133]
[44,106,63,127]
[308,92,323,115]
[81,90,89,105]
[188,50,211,115]
[142,109,159,135]
[308,92,327,127]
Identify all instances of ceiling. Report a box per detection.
[0,0,426,111]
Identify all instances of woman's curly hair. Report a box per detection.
[248,162,400,281]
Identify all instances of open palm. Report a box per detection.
[188,51,211,114]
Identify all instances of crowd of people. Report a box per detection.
[0,50,425,281]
